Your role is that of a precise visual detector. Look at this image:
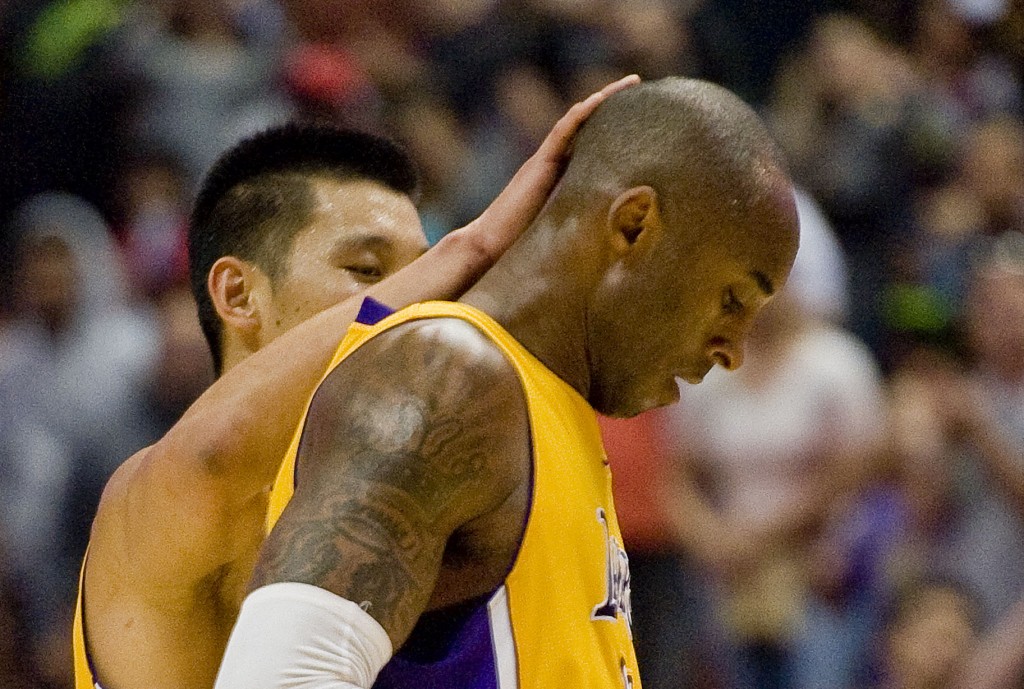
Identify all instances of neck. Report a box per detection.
[460,213,598,401]
[219,337,257,376]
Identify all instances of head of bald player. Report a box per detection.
[189,122,428,377]
[463,78,800,418]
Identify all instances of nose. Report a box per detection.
[706,338,744,371]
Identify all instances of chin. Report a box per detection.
[592,381,679,418]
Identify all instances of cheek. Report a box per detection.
[277,270,364,323]
[670,295,719,344]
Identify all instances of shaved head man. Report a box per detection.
[216,78,798,689]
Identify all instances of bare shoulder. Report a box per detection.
[339,316,523,394]
[293,316,531,519]
[87,445,147,542]
[87,425,261,592]
[302,315,529,473]
[83,445,165,599]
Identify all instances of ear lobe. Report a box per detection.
[208,256,262,335]
[608,186,662,256]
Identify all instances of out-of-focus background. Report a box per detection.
[1,0,1023,687]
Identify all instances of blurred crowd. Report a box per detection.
[0,0,1023,687]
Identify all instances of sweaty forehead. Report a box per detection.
[307,177,426,248]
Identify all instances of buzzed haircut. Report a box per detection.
[189,122,420,374]
[556,78,784,231]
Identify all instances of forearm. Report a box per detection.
[165,230,496,492]
[366,228,492,306]
[164,296,361,488]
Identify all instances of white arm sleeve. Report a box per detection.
[214,582,393,689]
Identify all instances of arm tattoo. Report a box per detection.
[250,320,526,644]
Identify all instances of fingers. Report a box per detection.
[461,74,640,258]
[595,73,642,100]
[537,74,640,162]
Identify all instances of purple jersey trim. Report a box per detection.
[374,599,499,689]
[355,297,396,325]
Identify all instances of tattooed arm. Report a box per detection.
[218,318,530,687]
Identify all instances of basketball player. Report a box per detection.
[215,78,801,689]
[73,76,639,689]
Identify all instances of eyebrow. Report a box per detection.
[328,234,399,260]
[751,270,775,296]
[330,233,429,263]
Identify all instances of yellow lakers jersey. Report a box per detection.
[268,300,640,689]
[73,555,98,689]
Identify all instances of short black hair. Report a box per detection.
[189,122,419,374]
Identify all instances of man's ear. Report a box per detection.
[208,256,264,339]
[607,185,663,257]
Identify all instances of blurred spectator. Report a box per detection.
[291,1,434,111]
[391,96,474,243]
[689,0,823,106]
[885,233,1024,626]
[0,0,137,224]
[601,410,703,689]
[878,117,1024,359]
[866,578,981,689]
[456,62,566,225]
[664,215,886,688]
[788,189,851,324]
[908,0,1021,123]
[282,43,383,130]
[141,285,214,438]
[0,534,45,688]
[418,1,535,119]
[598,0,697,79]
[116,0,293,191]
[992,0,1024,73]
[951,595,1024,689]
[667,302,885,689]
[0,193,157,655]
[115,150,191,297]
[770,13,941,358]
[863,578,1024,688]
[959,117,1024,235]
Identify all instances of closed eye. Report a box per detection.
[344,264,384,282]
[722,288,743,315]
